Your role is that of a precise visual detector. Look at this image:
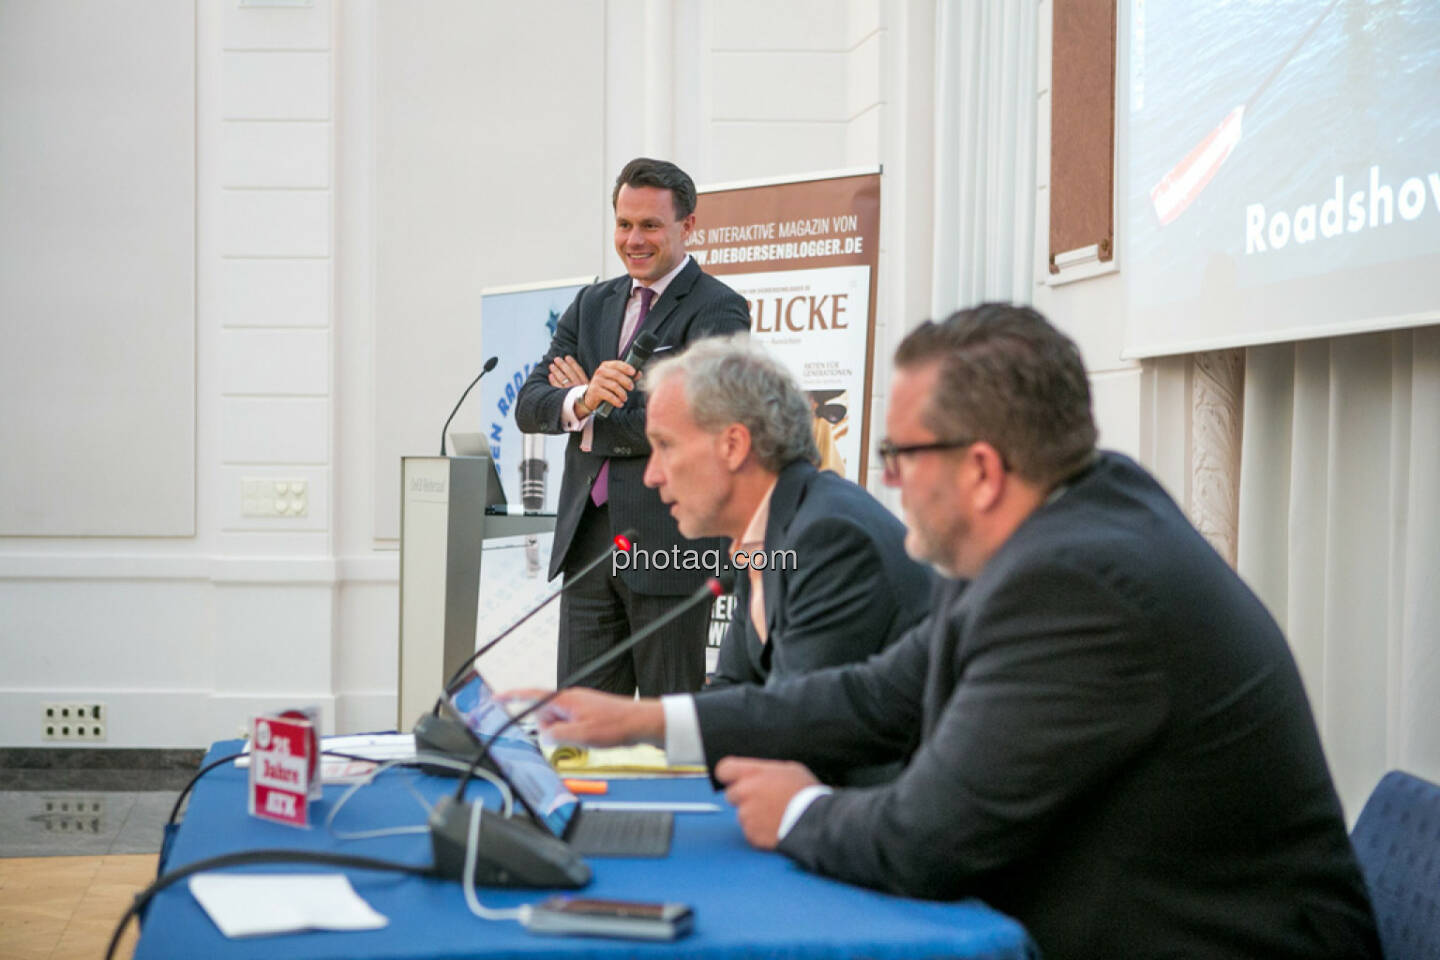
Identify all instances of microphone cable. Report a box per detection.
[439,356,498,455]
[451,573,734,802]
[124,760,524,958]
[325,754,513,842]
[107,848,439,960]
[434,527,638,706]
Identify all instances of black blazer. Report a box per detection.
[712,461,934,689]
[693,453,1380,959]
[514,259,749,594]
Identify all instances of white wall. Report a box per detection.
[667,0,936,497]
[1,0,346,749]
[0,0,196,537]
[1028,0,1149,487]
[370,1,608,543]
[0,0,939,748]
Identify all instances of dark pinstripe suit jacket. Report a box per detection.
[514,259,749,594]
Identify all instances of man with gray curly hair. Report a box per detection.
[645,335,820,482]
[643,336,933,761]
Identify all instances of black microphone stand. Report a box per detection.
[412,530,638,767]
[428,574,732,889]
[451,573,734,802]
[440,356,498,455]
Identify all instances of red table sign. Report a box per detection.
[248,713,318,828]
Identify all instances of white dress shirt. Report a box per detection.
[734,480,777,642]
[659,474,832,839]
[660,696,832,839]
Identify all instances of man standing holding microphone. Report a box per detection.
[515,158,749,696]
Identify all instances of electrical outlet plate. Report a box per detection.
[241,478,309,518]
[36,795,108,835]
[42,702,106,742]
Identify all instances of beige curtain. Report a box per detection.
[1237,326,1440,819]
[930,0,1038,314]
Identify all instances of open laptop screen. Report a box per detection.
[447,670,579,838]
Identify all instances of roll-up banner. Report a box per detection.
[691,168,881,483]
[479,277,592,584]
[690,168,883,664]
[479,277,594,514]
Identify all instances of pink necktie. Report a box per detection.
[591,286,654,507]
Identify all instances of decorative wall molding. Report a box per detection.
[0,553,397,584]
[1190,349,1245,566]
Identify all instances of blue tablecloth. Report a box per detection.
[134,740,1034,960]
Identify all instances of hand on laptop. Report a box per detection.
[499,688,665,749]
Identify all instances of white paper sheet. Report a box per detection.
[234,733,417,783]
[188,873,388,938]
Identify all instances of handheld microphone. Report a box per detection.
[594,331,659,419]
[413,530,638,765]
[452,572,736,802]
[440,356,499,455]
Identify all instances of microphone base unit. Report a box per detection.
[428,796,591,889]
[412,712,489,776]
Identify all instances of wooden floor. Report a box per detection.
[0,855,153,960]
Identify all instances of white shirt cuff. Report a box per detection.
[778,785,833,840]
[560,384,592,432]
[660,695,705,766]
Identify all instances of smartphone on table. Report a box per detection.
[525,897,693,940]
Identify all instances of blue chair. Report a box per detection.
[1350,771,1440,960]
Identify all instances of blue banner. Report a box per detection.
[478,278,591,515]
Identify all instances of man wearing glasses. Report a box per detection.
[518,303,1379,959]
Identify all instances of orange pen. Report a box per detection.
[562,778,609,795]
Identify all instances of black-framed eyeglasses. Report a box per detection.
[876,438,977,475]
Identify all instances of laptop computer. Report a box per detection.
[443,669,674,858]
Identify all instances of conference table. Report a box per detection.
[134,740,1036,959]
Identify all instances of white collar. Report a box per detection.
[630,254,691,301]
